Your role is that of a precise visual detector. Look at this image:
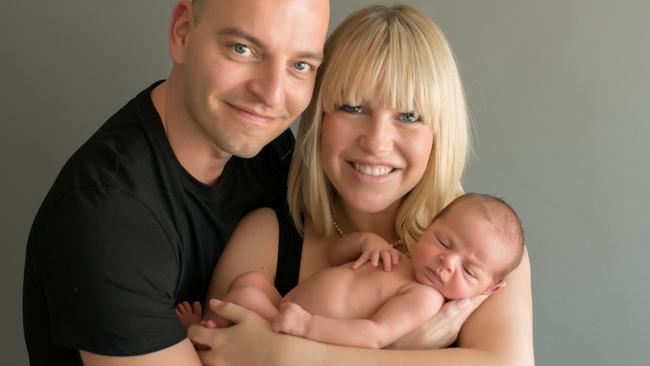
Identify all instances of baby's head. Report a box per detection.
[410,193,524,299]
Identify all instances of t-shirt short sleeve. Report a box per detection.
[38,187,185,356]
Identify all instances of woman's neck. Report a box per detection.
[332,197,402,244]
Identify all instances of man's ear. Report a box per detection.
[483,280,507,295]
[169,0,194,64]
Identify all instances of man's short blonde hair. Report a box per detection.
[191,0,203,22]
[288,5,470,252]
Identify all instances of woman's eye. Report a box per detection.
[232,43,253,56]
[339,105,363,114]
[399,112,421,123]
[293,61,312,73]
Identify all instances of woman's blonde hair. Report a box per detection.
[288,5,470,252]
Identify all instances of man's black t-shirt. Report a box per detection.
[22,81,294,365]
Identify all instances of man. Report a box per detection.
[22,0,329,364]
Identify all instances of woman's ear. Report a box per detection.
[483,280,507,295]
[169,0,194,64]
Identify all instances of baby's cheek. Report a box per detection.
[447,279,473,299]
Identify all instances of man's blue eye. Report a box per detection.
[399,112,421,123]
[233,43,251,55]
[340,105,363,113]
[294,62,311,72]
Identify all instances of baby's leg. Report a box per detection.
[205,271,282,326]
[175,301,203,330]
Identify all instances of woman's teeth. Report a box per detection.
[352,162,394,176]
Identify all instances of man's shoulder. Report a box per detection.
[41,85,172,216]
[58,120,153,192]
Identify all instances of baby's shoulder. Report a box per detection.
[399,282,445,307]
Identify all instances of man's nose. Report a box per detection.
[248,61,286,110]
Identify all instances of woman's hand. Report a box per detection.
[387,294,489,350]
[187,299,325,366]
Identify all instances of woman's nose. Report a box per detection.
[357,114,394,155]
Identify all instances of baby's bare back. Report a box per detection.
[283,261,418,319]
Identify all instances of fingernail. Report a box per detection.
[456,298,471,310]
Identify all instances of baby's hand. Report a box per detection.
[271,302,312,337]
[353,234,401,271]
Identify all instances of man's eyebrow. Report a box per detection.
[218,27,323,62]
[296,52,324,63]
[218,27,266,50]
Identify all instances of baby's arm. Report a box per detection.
[328,232,401,270]
[272,285,443,349]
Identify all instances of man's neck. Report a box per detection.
[151,79,230,186]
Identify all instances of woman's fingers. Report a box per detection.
[207,298,248,324]
[187,324,216,352]
[388,293,491,350]
[444,294,489,319]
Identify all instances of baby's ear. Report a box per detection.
[483,280,507,295]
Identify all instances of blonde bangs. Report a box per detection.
[318,6,456,127]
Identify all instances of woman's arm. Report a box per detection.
[189,249,534,366]
[204,208,281,301]
[189,301,507,366]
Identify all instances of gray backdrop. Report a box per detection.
[3,1,648,365]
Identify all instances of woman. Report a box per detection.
[190,5,534,365]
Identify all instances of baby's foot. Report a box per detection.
[175,301,203,330]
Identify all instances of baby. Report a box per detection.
[177,193,524,349]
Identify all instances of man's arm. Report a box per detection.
[272,286,443,349]
[38,190,193,360]
[80,339,201,366]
